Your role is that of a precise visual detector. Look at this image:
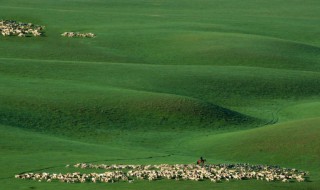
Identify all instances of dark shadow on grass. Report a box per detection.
[304,176,312,182]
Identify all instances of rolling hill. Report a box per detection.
[0,0,319,189]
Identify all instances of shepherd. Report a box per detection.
[197,156,206,165]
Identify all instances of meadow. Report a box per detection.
[0,0,320,189]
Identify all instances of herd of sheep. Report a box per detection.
[0,20,44,37]
[61,32,96,38]
[0,19,95,38]
[15,163,308,184]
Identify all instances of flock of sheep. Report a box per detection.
[0,20,44,37]
[15,163,308,184]
[0,19,95,38]
[61,32,95,38]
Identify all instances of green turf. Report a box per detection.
[1,119,319,190]
[278,101,320,122]
[0,0,320,189]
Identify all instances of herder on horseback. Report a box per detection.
[197,156,206,166]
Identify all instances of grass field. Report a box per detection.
[1,0,320,189]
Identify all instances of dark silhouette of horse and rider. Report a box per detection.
[197,156,206,166]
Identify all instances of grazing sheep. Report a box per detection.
[18,33,26,37]
[15,163,308,184]
[61,32,96,38]
[0,20,45,37]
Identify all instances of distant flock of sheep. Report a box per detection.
[0,19,95,38]
[0,20,44,37]
[15,163,308,184]
[61,32,95,38]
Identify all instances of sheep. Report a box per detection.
[32,30,41,37]
[0,20,44,37]
[61,32,96,38]
[18,33,25,37]
[15,163,308,184]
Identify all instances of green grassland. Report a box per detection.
[1,0,320,189]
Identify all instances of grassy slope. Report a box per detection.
[0,0,320,189]
[1,58,320,129]
[0,0,319,70]
[278,101,320,122]
[1,118,319,190]
[182,118,320,190]
[184,117,320,170]
[0,62,260,139]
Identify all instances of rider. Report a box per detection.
[197,156,206,165]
